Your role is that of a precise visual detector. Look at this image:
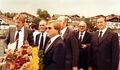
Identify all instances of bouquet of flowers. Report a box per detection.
[5,41,44,70]
[5,41,32,70]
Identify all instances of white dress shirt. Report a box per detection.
[98,27,108,38]
[79,31,85,41]
[33,30,40,44]
[14,27,24,49]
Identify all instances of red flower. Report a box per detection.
[21,50,27,55]
[21,45,29,49]
[19,57,26,65]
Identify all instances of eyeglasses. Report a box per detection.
[78,26,86,28]
[46,27,52,30]
[39,25,45,26]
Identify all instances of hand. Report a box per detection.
[81,44,87,49]
[72,66,78,70]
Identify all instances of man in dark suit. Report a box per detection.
[5,14,34,50]
[44,20,66,70]
[74,21,91,70]
[57,16,79,70]
[35,20,50,51]
[89,15,119,70]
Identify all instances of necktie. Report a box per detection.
[39,33,44,49]
[15,30,21,50]
[45,40,51,53]
[15,30,21,41]
[79,32,83,42]
[98,31,102,42]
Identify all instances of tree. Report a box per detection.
[84,18,96,32]
[32,17,40,25]
[36,9,50,20]
[4,12,18,18]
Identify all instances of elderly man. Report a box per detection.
[35,20,50,51]
[57,16,79,70]
[74,21,91,70]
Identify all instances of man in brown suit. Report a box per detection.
[5,14,34,49]
[57,16,79,70]
[89,15,119,70]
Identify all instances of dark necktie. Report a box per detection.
[15,30,21,50]
[40,33,44,49]
[98,31,103,42]
[79,32,83,42]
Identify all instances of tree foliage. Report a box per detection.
[4,12,18,18]
[36,9,50,20]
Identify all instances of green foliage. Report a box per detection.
[37,9,50,20]
[3,12,18,18]
[38,49,44,70]
[84,18,96,32]
[32,17,41,25]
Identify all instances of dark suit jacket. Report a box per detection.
[62,28,79,70]
[35,33,50,51]
[74,31,91,68]
[90,28,119,70]
[44,36,66,70]
[5,27,34,46]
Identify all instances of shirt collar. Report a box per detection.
[79,31,85,35]
[16,27,24,32]
[60,27,67,36]
[99,26,108,33]
[50,35,60,44]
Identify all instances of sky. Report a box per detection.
[0,0,120,17]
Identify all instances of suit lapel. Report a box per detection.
[24,28,28,41]
[12,28,16,42]
[36,34,40,46]
[98,28,109,45]
[94,31,99,46]
[82,32,87,42]
[45,37,60,54]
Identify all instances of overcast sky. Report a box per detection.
[0,0,120,17]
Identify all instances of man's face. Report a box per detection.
[78,21,87,32]
[15,20,24,30]
[96,17,106,30]
[46,24,57,38]
[39,21,46,32]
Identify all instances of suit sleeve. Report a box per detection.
[111,33,119,70]
[70,32,79,67]
[28,30,34,46]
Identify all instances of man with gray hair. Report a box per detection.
[57,16,79,70]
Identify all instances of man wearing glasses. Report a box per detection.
[74,21,91,70]
[43,20,66,70]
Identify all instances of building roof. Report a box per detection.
[107,16,120,22]
[0,15,15,25]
